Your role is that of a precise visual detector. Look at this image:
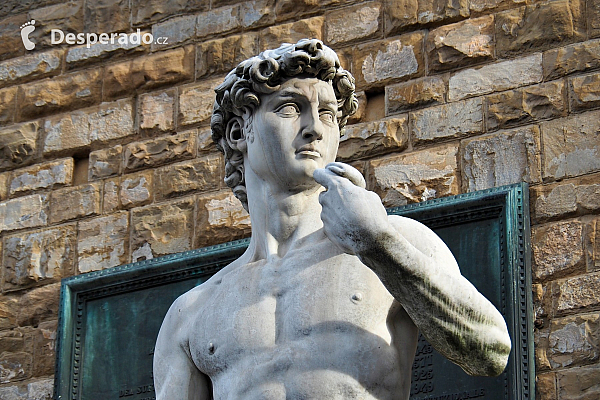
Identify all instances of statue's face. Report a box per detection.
[245,76,340,190]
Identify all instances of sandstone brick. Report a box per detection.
[0,87,17,126]
[591,0,600,38]
[353,32,425,90]
[84,0,130,32]
[0,194,48,233]
[196,192,251,248]
[589,217,600,272]
[495,0,585,57]
[384,0,469,33]
[469,0,525,12]
[196,5,241,38]
[151,14,195,50]
[197,34,259,78]
[104,47,194,100]
[0,296,18,331]
[66,40,145,69]
[0,352,32,383]
[426,15,495,73]
[8,158,73,196]
[273,0,335,22]
[124,131,196,172]
[18,69,103,121]
[386,77,445,114]
[178,80,220,126]
[89,145,122,180]
[139,90,175,132]
[416,0,469,24]
[259,17,325,51]
[154,155,221,201]
[78,212,129,273]
[197,129,217,154]
[16,283,60,327]
[2,225,76,292]
[240,0,276,29]
[410,97,483,144]
[543,39,600,80]
[132,198,195,260]
[461,125,541,192]
[30,322,56,377]
[120,171,153,208]
[28,2,83,49]
[27,378,54,400]
[0,122,39,171]
[0,173,8,201]
[0,14,26,61]
[448,54,543,101]
[337,117,409,162]
[131,0,208,26]
[536,372,557,400]
[554,272,600,314]
[0,50,62,88]
[532,220,585,281]
[103,179,119,213]
[49,183,101,224]
[326,2,381,46]
[0,330,28,354]
[368,143,459,206]
[43,100,134,155]
[541,110,600,181]
[486,81,566,131]
[548,313,599,368]
[382,0,418,34]
[531,174,600,221]
[569,72,600,111]
[557,364,600,399]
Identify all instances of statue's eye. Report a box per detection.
[276,104,300,116]
[320,110,335,124]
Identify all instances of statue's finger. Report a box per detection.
[325,162,366,189]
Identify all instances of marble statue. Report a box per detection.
[153,39,511,400]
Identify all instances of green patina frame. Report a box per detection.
[54,182,533,400]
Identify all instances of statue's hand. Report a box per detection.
[313,162,393,255]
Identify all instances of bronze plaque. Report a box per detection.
[55,183,533,399]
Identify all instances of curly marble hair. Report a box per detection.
[211,39,359,211]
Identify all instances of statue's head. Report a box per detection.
[211,39,358,211]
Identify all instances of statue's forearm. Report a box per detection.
[358,227,512,377]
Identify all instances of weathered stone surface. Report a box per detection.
[591,0,600,38]
[78,212,129,273]
[0,294,19,330]
[0,352,32,383]
[120,171,153,208]
[131,0,208,26]
[103,179,119,213]
[30,321,56,377]
[536,372,557,400]
[28,2,83,49]
[0,14,26,61]
[139,90,175,131]
[548,313,599,368]
[8,158,73,196]
[416,0,469,24]
[0,173,8,201]
[0,87,16,126]
[326,2,381,46]
[197,129,217,154]
[240,0,276,29]
[543,39,600,80]
[532,220,585,281]
[178,80,220,126]
[274,0,334,22]
[353,32,425,90]
[196,5,241,38]
[0,122,39,171]
[196,192,251,248]
[197,34,259,78]
[486,81,566,130]
[382,0,419,34]
[337,117,409,161]
[132,198,195,260]
[569,72,600,111]
[449,54,543,101]
[384,0,469,33]
[410,97,483,144]
[461,125,541,192]
[0,194,48,233]
[18,69,103,121]
[386,77,445,114]
[151,14,195,50]
[154,155,221,201]
[495,0,586,57]
[427,15,494,72]
[16,283,60,327]
[27,378,54,400]
[554,273,600,314]
[368,143,459,206]
[84,0,130,32]
[470,0,525,12]
[557,364,600,399]
[104,47,194,100]
[589,217,600,272]
[541,110,600,181]
[66,40,145,69]
[43,100,134,154]
[89,145,122,180]
[0,37,59,76]
[124,131,196,172]
[259,17,325,51]
[49,183,101,224]
[531,174,600,221]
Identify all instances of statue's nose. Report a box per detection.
[301,111,324,141]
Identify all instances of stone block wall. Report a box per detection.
[0,0,599,398]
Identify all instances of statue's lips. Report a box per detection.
[295,146,321,158]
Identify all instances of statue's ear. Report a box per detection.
[225,116,247,153]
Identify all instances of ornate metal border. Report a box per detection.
[54,183,532,400]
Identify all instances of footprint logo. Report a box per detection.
[20,20,36,50]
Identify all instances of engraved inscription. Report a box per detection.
[411,335,435,396]
[119,384,155,399]
[414,388,486,400]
